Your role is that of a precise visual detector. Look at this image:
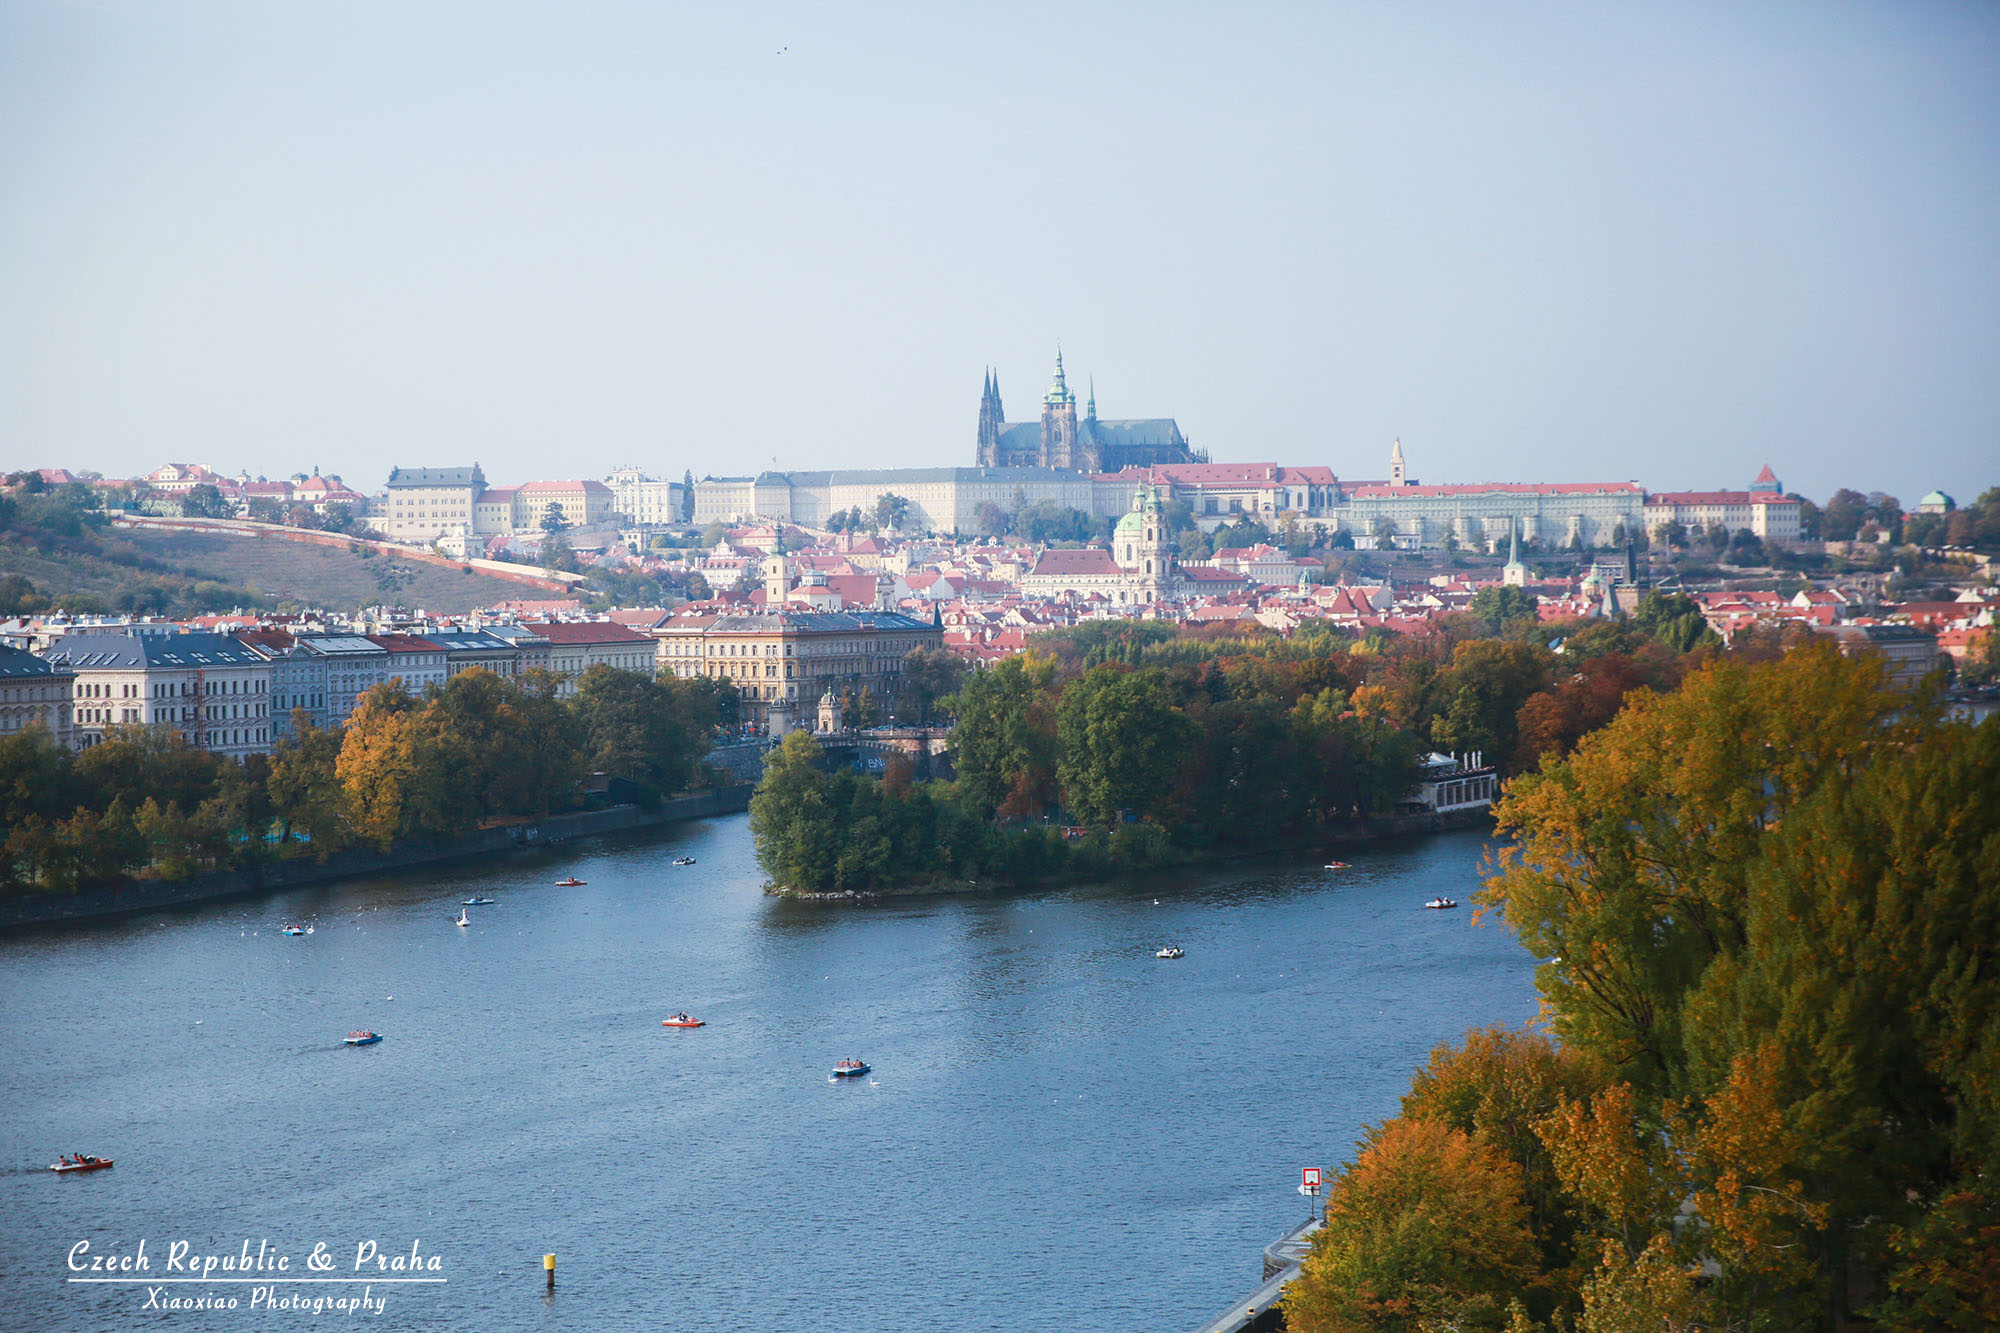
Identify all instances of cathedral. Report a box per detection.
[976,351,1202,472]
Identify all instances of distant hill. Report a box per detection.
[0,499,558,617]
[113,527,552,615]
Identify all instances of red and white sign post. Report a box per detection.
[1298,1165,1323,1219]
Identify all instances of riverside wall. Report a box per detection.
[0,786,753,931]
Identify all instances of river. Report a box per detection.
[1,815,1537,1331]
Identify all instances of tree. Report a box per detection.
[179,484,233,519]
[266,712,348,854]
[949,651,1059,817]
[748,731,837,890]
[542,533,579,575]
[1285,1117,1542,1333]
[1401,1026,1605,1274]
[570,664,708,800]
[1820,488,1868,542]
[334,683,433,849]
[1480,643,1919,1096]
[1631,591,1712,654]
[901,647,967,724]
[681,469,695,522]
[1725,528,1765,565]
[1054,665,1196,825]
[1426,638,1551,767]
[1470,585,1540,635]
[972,499,1009,537]
[873,493,910,531]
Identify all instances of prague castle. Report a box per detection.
[976,351,1201,472]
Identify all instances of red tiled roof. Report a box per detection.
[366,634,445,653]
[1350,482,1643,498]
[517,479,613,495]
[1093,462,1340,486]
[1028,548,1122,577]
[1647,490,1799,506]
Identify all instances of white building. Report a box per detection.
[377,465,487,543]
[44,632,275,758]
[1644,465,1802,543]
[0,645,73,747]
[607,467,687,526]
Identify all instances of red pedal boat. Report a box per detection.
[53,1154,113,1173]
[661,1014,705,1028]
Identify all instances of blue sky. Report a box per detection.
[2,1,1995,505]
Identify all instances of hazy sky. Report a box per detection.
[3,2,1996,504]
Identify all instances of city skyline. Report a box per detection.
[4,4,1996,504]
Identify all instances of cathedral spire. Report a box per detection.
[1045,346,1072,405]
[1087,375,1096,421]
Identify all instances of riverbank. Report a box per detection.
[0,784,753,930]
[774,805,1495,900]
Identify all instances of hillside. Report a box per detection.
[0,510,555,618]
[114,528,549,615]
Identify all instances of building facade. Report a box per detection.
[607,467,686,526]
[379,465,487,543]
[654,610,942,735]
[0,644,73,747]
[1643,465,1803,543]
[44,633,275,758]
[524,622,656,696]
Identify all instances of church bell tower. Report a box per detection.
[1040,349,1078,469]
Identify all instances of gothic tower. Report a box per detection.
[977,368,1005,467]
[1390,438,1407,488]
[1040,349,1079,469]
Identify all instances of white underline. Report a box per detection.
[68,1278,446,1284]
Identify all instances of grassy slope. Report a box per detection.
[4,528,544,616]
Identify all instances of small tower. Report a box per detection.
[1502,520,1528,588]
[1389,439,1407,488]
[763,551,792,607]
[816,688,844,735]
[1040,348,1079,469]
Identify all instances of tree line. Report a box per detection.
[1282,644,2000,1332]
[749,594,1755,894]
[0,665,729,894]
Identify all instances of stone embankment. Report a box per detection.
[1185,1217,1318,1333]
[0,786,752,930]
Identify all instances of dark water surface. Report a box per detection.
[1,817,1535,1331]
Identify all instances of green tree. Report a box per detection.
[179,483,233,519]
[748,731,838,890]
[900,646,967,724]
[1054,665,1196,825]
[266,711,348,854]
[1630,591,1713,653]
[570,664,708,799]
[873,493,910,531]
[949,651,1060,817]
[1469,585,1540,635]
